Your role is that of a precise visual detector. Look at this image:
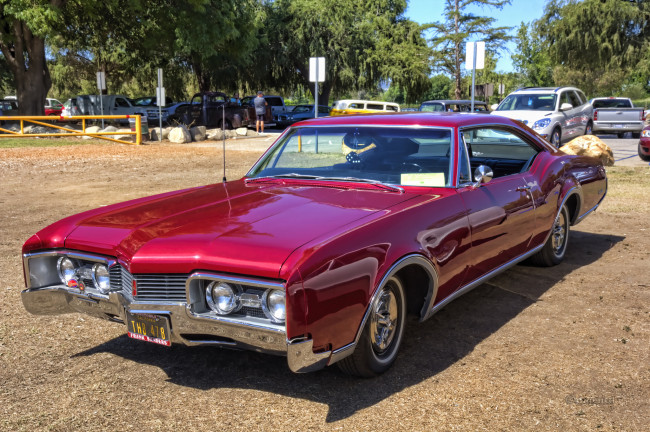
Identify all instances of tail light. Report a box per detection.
[593,110,598,121]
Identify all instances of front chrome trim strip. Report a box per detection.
[575,179,607,225]
[287,338,331,373]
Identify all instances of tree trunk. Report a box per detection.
[0,19,51,115]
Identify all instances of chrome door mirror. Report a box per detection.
[473,165,494,187]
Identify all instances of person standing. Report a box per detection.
[254,91,268,134]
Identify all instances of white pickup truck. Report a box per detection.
[74,95,148,124]
[590,97,645,138]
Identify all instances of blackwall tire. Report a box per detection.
[529,204,570,267]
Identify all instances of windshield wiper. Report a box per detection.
[314,176,404,193]
[246,174,404,193]
[245,173,320,183]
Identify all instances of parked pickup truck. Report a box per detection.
[171,92,250,129]
[74,95,147,124]
[590,97,645,138]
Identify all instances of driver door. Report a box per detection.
[457,127,539,282]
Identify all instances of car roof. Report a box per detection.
[421,100,487,105]
[511,86,580,94]
[294,112,515,128]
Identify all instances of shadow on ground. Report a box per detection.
[73,230,623,422]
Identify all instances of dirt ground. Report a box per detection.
[0,138,648,431]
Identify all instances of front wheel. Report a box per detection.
[337,275,407,377]
[529,204,570,267]
[639,144,650,161]
[551,127,562,148]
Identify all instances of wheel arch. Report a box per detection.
[328,253,439,366]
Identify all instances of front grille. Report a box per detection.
[110,263,186,302]
[135,274,188,301]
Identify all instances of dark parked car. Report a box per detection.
[20,113,607,377]
[171,92,250,129]
[277,105,330,127]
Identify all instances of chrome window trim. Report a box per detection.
[247,124,457,189]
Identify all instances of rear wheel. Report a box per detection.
[337,275,406,377]
[617,132,626,139]
[632,132,641,139]
[584,121,593,135]
[529,204,570,267]
[551,127,562,148]
[218,119,233,130]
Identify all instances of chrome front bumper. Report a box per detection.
[21,285,330,373]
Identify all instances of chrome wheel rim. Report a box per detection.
[551,209,567,255]
[369,284,399,354]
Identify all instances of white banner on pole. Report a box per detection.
[309,57,325,82]
[96,71,106,90]
[465,41,485,70]
[156,87,166,107]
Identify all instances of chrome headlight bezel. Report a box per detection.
[205,282,242,315]
[262,289,286,324]
[91,263,111,293]
[56,256,77,284]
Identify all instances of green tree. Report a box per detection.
[512,22,553,87]
[427,0,512,100]
[0,0,64,114]
[262,0,430,105]
[537,0,650,95]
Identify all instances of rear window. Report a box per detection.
[592,98,633,108]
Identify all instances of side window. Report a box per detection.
[568,91,582,107]
[266,97,282,107]
[115,98,130,108]
[349,103,363,109]
[561,92,574,108]
[191,95,202,105]
[576,90,587,105]
[366,104,384,110]
[461,127,539,179]
[385,105,398,112]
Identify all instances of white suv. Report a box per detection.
[491,87,593,147]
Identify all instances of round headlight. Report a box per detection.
[263,289,286,323]
[57,257,76,284]
[92,264,111,293]
[206,282,240,315]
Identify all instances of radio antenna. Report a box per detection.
[222,104,226,182]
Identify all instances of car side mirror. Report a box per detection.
[490,104,499,111]
[560,103,573,111]
[473,165,494,187]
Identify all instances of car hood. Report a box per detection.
[491,110,553,126]
[63,180,419,278]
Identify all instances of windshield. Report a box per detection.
[497,94,557,111]
[247,126,453,188]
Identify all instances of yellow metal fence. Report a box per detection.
[0,115,143,145]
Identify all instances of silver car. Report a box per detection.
[491,87,593,147]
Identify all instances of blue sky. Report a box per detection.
[405,0,549,72]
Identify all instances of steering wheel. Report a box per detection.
[401,162,424,173]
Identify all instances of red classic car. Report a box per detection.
[21,113,607,377]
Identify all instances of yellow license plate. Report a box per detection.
[126,311,171,347]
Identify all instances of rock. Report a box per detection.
[101,125,118,133]
[112,128,133,141]
[246,130,259,137]
[235,127,248,136]
[169,125,192,143]
[190,126,207,141]
[207,129,225,140]
[150,127,171,141]
[560,135,614,166]
[82,126,102,139]
[225,129,237,138]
